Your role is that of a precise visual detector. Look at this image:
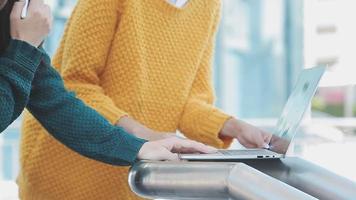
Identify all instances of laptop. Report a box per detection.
[179,66,326,161]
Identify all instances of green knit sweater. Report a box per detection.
[0,39,146,165]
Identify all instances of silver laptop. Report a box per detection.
[180,66,326,160]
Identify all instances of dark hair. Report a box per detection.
[0,0,15,54]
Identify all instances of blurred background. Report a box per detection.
[1,0,356,198]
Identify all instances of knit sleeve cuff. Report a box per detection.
[38,46,52,65]
[199,109,234,149]
[109,127,147,165]
[180,103,234,149]
[2,39,43,73]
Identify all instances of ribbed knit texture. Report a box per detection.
[20,0,232,199]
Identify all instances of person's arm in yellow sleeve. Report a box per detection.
[177,39,233,148]
[178,4,272,149]
[53,0,164,140]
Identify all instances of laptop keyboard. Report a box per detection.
[218,149,278,156]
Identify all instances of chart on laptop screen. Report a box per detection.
[273,66,326,141]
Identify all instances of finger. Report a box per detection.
[44,4,51,16]
[262,130,273,143]
[253,130,268,148]
[28,0,44,9]
[256,139,266,148]
[171,139,196,153]
[205,144,218,153]
[239,138,256,148]
[164,137,216,154]
[195,143,217,153]
[44,4,52,27]
[173,139,216,154]
[244,143,257,148]
[10,0,25,18]
[260,131,272,149]
[170,138,194,153]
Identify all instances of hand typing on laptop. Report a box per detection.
[219,118,272,149]
[180,66,326,161]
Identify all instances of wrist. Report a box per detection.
[11,36,38,48]
[219,118,240,139]
[115,116,134,134]
[137,143,146,160]
[2,39,43,73]
[131,125,153,138]
[116,116,153,138]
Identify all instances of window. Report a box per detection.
[214,0,356,182]
[214,0,303,118]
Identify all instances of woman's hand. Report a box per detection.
[220,118,272,148]
[116,116,176,141]
[10,0,52,47]
[137,137,217,161]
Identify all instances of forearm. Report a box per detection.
[0,40,42,132]
[0,67,16,132]
[27,57,146,165]
[115,116,159,140]
[0,90,15,132]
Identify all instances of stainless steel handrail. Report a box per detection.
[128,161,316,200]
[241,157,356,200]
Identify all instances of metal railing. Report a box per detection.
[129,161,316,200]
[242,157,356,200]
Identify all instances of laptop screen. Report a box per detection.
[269,66,326,154]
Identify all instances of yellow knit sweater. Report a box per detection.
[19,0,232,199]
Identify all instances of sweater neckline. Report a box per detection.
[155,0,193,13]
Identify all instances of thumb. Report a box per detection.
[10,0,25,19]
